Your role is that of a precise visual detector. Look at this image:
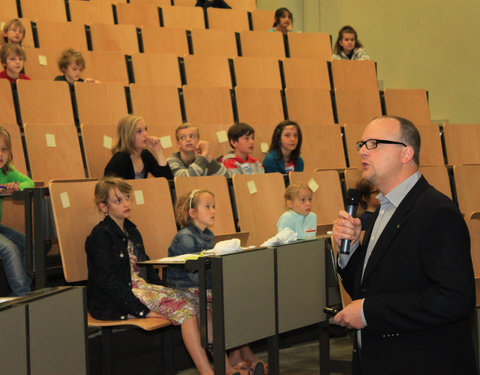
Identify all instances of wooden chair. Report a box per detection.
[443,123,480,165]
[131,53,181,86]
[24,124,85,183]
[16,80,74,126]
[82,51,130,85]
[206,8,249,32]
[419,165,452,199]
[384,88,431,125]
[235,87,284,127]
[233,56,282,89]
[196,124,234,160]
[0,0,19,19]
[344,124,444,169]
[289,170,344,235]
[35,20,88,50]
[232,173,285,246]
[174,175,241,238]
[172,0,196,5]
[287,32,332,60]
[238,30,285,58]
[250,9,274,31]
[160,6,205,29]
[23,48,62,80]
[454,164,480,216]
[285,88,335,126]
[75,82,128,126]
[183,55,232,87]
[90,24,139,54]
[0,80,18,126]
[20,0,67,22]
[49,178,172,375]
[80,123,116,179]
[116,2,161,27]
[282,58,330,89]
[227,0,256,11]
[141,27,189,55]
[183,85,234,125]
[334,89,382,125]
[190,29,238,57]
[69,0,115,25]
[131,0,171,5]
[330,60,378,90]
[129,84,183,125]
[301,125,346,171]
[344,168,363,190]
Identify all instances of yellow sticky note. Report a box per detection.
[160,136,172,149]
[103,135,112,150]
[308,178,319,193]
[260,142,269,153]
[216,130,228,143]
[45,134,56,147]
[60,192,70,208]
[134,190,144,205]
[247,180,257,194]
[38,55,47,66]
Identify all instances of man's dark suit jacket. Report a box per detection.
[339,176,477,375]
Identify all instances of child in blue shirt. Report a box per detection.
[277,183,317,239]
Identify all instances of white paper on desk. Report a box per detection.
[156,253,203,263]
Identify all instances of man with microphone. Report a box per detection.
[332,116,476,374]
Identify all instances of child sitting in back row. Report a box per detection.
[2,19,25,45]
[54,48,96,86]
[277,183,317,239]
[332,25,370,61]
[221,123,264,175]
[0,43,31,83]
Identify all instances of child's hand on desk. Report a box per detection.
[1,182,19,194]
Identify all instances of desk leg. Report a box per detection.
[33,188,46,289]
[319,322,330,375]
[211,259,226,375]
[267,335,279,375]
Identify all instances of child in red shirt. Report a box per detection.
[0,43,31,83]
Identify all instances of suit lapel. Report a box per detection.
[360,177,429,285]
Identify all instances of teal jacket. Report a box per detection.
[277,210,317,239]
[0,165,34,220]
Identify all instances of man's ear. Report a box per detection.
[401,145,414,164]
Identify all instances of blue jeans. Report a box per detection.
[0,224,31,296]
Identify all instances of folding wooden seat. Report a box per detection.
[330,60,378,90]
[285,88,334,126]
[69,0,115,25]
[35,20,88,50]
[454,164,480,216]
[301,125,346,170]
[289,170,344,234]
[23,48,62,80]
[206,8,249,32]
[24,124,85,182]
[131,0,171,5]
[235,87,284,127]
[80,123,116,178]
[20,0,67,22]
[190,29,238,57]
[287,32,332,60]
[82,50,130,85]
[173,0,195,5]
[0,80,18,126]
[183,85,234,125]
[227,0,255,11]
[282,58,330,89]
[238,30,285,58]
[233,56,281,89]
[183,54,232,87]
[232,173,285,246]
[160,6,205,29]
[174,175,239,237]
[116,2,161,27]
[90,24,139,54]
[129,84,183,125]
[16,80,74,126]
[335,89,382,125]
[384,88,431,125]
[443,123,480,165]
[75,82,128,126]
[0,0,18,19]
[250,9,274,31]
[131,53,181,86]
[344,123,444,169]
[141,26,189,55]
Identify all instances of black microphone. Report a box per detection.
[339,188,361,255]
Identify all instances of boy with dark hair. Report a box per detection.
[54,48,96,85]
[220,122,264,175]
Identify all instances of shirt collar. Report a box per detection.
[377,171,421,208]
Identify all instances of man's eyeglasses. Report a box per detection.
[356,139,407,152]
